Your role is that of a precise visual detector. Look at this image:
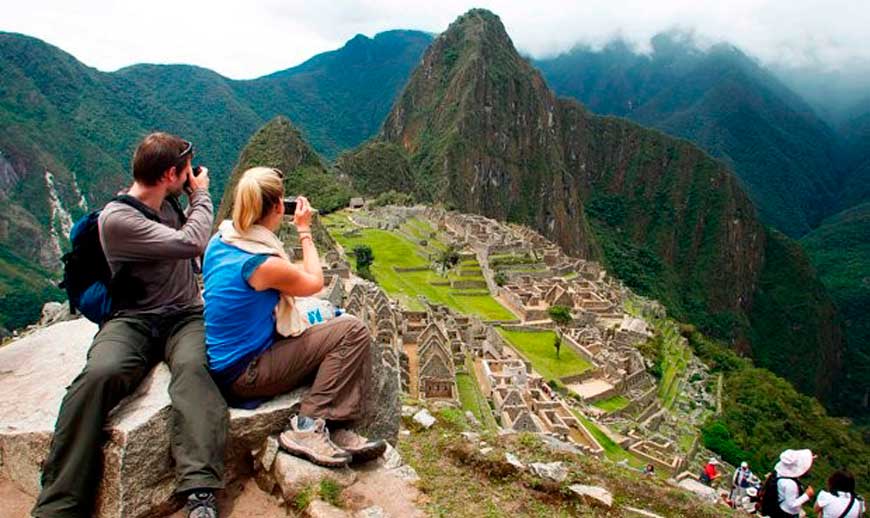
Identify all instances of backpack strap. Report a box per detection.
[837,494,856,518]
[111,194,163,222]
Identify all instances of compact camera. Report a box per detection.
[283,196,297,215]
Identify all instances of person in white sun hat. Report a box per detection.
[774,448,816,517]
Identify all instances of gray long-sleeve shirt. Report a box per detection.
[98,188,213,315]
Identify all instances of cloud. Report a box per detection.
[1,0,867,79]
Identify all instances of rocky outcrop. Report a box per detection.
[0,316,400,518]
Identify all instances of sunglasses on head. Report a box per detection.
[178,140,194,159]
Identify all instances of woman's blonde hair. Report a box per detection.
[232,167,284,232]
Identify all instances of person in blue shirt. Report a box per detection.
[203,166,384,468]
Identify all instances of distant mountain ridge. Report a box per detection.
[535,35,844,238]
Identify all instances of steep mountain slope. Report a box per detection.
[347,9,842,404]
[380,12,599,258]
[0,30,429,329]
[838,99,870,209]
[802,202,870,417]
[536,36,842,237]
[215,116,353,224]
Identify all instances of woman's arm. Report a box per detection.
[248,256,323,296]
[247,196,324,296]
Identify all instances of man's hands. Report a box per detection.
[293,196,313,231]
[805,485,815,499]
[187,166,210,193]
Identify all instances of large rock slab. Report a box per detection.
[0,318,399,518]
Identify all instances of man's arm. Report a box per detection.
[101,188,213,261]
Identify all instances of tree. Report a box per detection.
[494,271,507,286]
[436,245,460,275]
[352,244,375,281]
[548,305,573,327]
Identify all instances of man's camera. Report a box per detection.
[184,165,202,191]
[283,196,297,215]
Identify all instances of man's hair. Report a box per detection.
[232,167,284,233]
[132,132,190,186]
[827,470,856,493]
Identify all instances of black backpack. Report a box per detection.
[59,195,185,323]
[758,473,802,518]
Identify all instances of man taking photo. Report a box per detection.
[32,132,226,518]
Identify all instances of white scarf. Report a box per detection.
[218,219,308,337]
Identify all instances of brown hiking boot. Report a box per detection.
[330,428,387,463]
[278,416,351,467]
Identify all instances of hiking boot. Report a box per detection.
[330,428,387,463]
[278,416,351,467]
[186,490,218,518]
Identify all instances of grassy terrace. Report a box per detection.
[496,328,592,381]
[571,410,644,468]
[323,213,516,321]
[593,395,631,413]
[656,320,692,410]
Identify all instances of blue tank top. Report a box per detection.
[203,234,279,379]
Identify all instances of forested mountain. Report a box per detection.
[535,35,843,238]
[802,202,870,417]
[0,30,430,331]
[340,9,844,409]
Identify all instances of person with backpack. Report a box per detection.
[814,470,865,518]
[731,461,754,505]
[32,133,226,518]
[759,448,816,518]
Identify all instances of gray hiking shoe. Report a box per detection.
[331,428,387,463]
[186,491,218,518]
[278,416,351,467]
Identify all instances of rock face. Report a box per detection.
[0,317,400,518]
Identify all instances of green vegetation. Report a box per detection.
[547,305,572,327]
[747,228,843,403]
[571,410,642,467]
[215,117,354,222]
[325,214,515,320]
[592,395,631,413]
[802,202,870,420]
[680,326,870,498]
[351,244,375,281]
[496,328,592,380]
[0,244,63,333]
[456,360,498,431]
[537,34,843,237]
[318,478,343,507]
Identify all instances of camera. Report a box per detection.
[283,196,297,215]
[184,165,202,191]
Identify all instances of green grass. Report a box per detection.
[326,214,516,320]
[657,321,692,409]
[571,410,644,467]
[593,395,631,413]
[456,366,498,431]
[496,328,592,380]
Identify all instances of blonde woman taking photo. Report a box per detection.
[202,167,385,467]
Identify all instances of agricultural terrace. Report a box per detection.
[495,328,593,381]
[322,212,516,321]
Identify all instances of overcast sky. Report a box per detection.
[2,0,868,80]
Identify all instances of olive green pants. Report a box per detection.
[32,311,227,518]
